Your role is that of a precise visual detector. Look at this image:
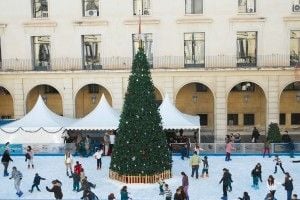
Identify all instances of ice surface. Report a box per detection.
[0,155,299,200]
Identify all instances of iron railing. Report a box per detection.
[0,54,298,72]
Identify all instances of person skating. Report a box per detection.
[29,173,46,193]
[181,172,189,200]
[64,151,73,176]
[225,141,235,161]
[25,145,34,169]
[93,148,103,170]
[1,149,13,176]
[46,179,63,200]
[263,139,271,158]
[82,190,99,200]
[173,187,185,200]
[282,172,293,200]
[9,166,23,197]
[251,166,260,189]
[256,163,263,182]
[158,178,165,195]
[267,175,278,199]
[219,168,232,200]
[201,156,209,178]
[69,170,80,192]
[120,186,131,200]
[190,151,201,179]
[74,161,82,175]
[292,194,299,200]
[265,192,277,200]
[108,193,116,200]
[238,191,250,200]
[164,183,172,200]
[79,176,96,199]
[273,155,285,174]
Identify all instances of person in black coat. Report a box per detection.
[1,149,13,176]
[238,192,250,200]
[282,172,293,200]
[46,179,63,200]
[29,173,46,192]
[219,168,232,200]
[78,177,96,200]
[251,127,260,143]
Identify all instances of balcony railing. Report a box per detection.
[0,54,297,72]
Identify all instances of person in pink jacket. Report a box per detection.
[225,141,236,161]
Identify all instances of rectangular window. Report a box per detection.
[237,31,257,67]
[82,35,101,70]
[291,113,300,125]
[32,0,48,18]
[198,114,208,126]
[32,36,50,70]
[228,114,239,125]
[279,113,286,125]
[185,0,203,14]
[132,33,153,66]
[290,31,300,66]
[238,0,256,13]
[293,0,300,12]
[184,32,205,68]
[244,113,255,125]
[133,0,151,15]
[82,0,99,17]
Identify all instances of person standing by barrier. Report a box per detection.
[190,151,201,179]
[104,132,110,156]
[288,140,295,158]
[181,172,189,200]
[282,172,293,200]
[85,135,91,157]
[225,141,236,161]
[263,139,271,158]
[64,151,73,176]
[26,145,34,169]
[9,166,23,197]
[1,149,13,177]
[251,127,260,143]
[109,131,116,155]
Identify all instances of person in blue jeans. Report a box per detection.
[282,172,293,200]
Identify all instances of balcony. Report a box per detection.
[0,54,297,72]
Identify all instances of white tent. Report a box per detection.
[0,96,75,144]
[159,94,200,130]
[66,94,120,130]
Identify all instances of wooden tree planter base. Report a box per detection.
[109,170,172,184]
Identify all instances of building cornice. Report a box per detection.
[229,16,266,23]
[73,18,109,26]
[123,18,160,25]
[23,19,57,27]
[283,15,300,22]
[176,16,213,24]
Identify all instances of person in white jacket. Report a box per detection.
[93,148,104,170]
[267,175,280,199]
[64,151,73,176]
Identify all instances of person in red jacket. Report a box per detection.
[74,161,82,175]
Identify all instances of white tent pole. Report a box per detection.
[198,127,201,144]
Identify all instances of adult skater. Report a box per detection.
[174,188,185,200]
[69,170,80,192]
[109,131,116,155]
[251,165,260,189]
[108,193,116,200]
[190,151,201,179]
[93,148,103,170]
[74,161,82,175]
[225,141,235,161]
[201,156,209,178]
[256,163,263,182]
[273,155,285,174]
[263,139,271,158]
[267,175,278,199]
[219,168,232,200]
[120,186,131,200]
[282,172,293,200]
[26,145,34,169]
[46,179,63,200]
[1,149,13,176]
[9,166,23,197]
[64,151,73,176]
[79,176,96,199]
[29,173,46,193]
[264,192,277,200]
[238,192,250,200]
[194,144,204,155]
[181,172,189,200]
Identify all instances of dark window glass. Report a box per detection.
[32,0,48,18]
[184,32,205,68]
[44,85,58,94]
[244,113,254,125]
[238,0,256,13]
[133,0,151,15]
[291,113,300,125]
[198,114,208,126]
[185,0,203,14]
[279,113,286,125]
[88,84,99,93]
[195,83,208,92]
[32,36,50,70]
[228,114,238,125]
[237,31,257,67]
[82,35,101,70]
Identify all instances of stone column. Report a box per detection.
[62,78,74,118]
[214,77,227,142]
[13,79,25,119]
[267,76,279,129]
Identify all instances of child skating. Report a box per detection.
[29,173,46,192]
[201,156,209,178]
[273,155,285,174]
[158,178,165,195]
[9,166,23,197]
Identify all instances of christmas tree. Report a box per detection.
[267,122,282,143]
[110,48,172,178]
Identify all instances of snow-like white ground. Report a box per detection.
[0,155,299,200]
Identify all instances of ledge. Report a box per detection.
[124,18,160,25]
[229,16,266,23]
[0,23,7,28]
[176,17,213,24]
[283,16,300,22]
[23,20,57,27]
[73,18,108,26]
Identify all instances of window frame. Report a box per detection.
[184,32,205,68]
[185,0,203,14]
[32,36,51,71]
[237,31,257,67]
[32,0,48,18]
[243,113,255,126]
[238,0,256,13]
[227,114,239,126]
[132,33,153,67]
[82,0,100,17]
[292,0,300,12]
[133,0,151,16]
[290,30,300,66]
[82,35,102,70]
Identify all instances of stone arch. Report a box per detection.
[154,86,163,106]
[75,83,112,118]
[0,85,14,119]
[26,84,63,115]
